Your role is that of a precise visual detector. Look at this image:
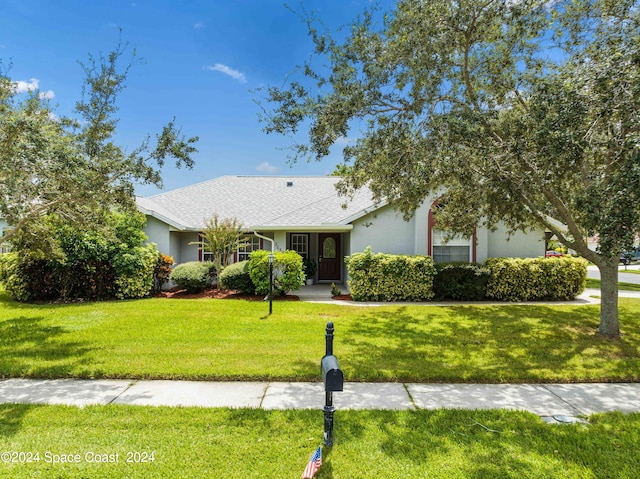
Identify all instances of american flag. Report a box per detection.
[302,446,322,478]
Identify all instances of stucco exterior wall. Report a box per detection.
[350,204,417,255]
[180,232,200,263]
[487,224,546,259]
[144,217,171,257]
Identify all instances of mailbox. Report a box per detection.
[321,354,344,392]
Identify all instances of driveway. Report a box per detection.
[587,264,640,285]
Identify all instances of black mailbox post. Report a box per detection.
[321,321,343,447]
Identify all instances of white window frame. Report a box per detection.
[237,235,261,262]
[432,229,471,263]
[290,234,309,259]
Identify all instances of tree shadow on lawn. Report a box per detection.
[331,409,638,478]
[339,305,640,383]
[0,316,93,378]
[0,404,37,439]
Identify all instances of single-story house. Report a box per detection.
[136,175,549,284]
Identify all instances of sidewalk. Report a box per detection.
[2,379,640,419]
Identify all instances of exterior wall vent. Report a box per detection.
[286,181,293,187]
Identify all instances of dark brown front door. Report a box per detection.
[318,233,341,281]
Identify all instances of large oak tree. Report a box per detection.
[0,42,198,249]
[260,0,640,338]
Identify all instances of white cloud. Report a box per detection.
[256,162,280,174]
[193,22,203,29]
[12,78,55,99]
[206,63,247,83]
[13,78,39,93]
[39,90,55,100]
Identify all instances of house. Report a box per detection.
[136,175,548,284]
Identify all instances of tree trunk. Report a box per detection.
[597,259,620,338]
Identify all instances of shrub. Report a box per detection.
[248,250,305,295]
[0,211,161,302]
[303,258,317,279]
[113,244,159,299]
[170,261,216,293]
[484,256,587,301]
[433,263,491,301]
[219,260,254,293]
[346,247,436,301]
[153,253,174,293]
[0,253,32,302]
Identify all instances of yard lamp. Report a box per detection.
[268,253,274,315]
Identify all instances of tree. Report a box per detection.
[260,0,640,338]
[190,214,247,277]
[0,41,198,247]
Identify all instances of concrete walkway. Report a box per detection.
[2,379,640,419]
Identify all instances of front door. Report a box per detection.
[318,233,341,281]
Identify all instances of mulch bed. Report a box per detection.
[332,294,353,301]
[158,287,300,301]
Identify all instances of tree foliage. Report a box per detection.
[260,0,640,337]
[0,41,198,247]
[0,211,158,301]
[189,214,247,277]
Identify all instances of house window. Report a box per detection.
[238,235,261,262]
[290,234,309,259]
[431,229,471,263]
[202,248,214,263]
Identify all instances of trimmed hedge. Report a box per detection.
[248,250,305,295]
[346,247,436,301]
[113,244,160,299]
[219,260,254,293]
[170,261,216,293]
[433,263,491,301]
[484,256,587,301]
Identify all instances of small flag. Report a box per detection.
[302,446,322,478]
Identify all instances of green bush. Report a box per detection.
[433,263,491,301]
[170,261,216,293]
[219,260,254,293]
[0,211,159,302]
[484,256,587,301]
[248,250,305,295]
[113,244,159,299]
[0,253,33,302]
[346,247,436,301]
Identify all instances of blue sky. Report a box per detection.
[0,0,389,197]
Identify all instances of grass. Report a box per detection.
[585,278,640,291]
[0,405,639,478]
[1,292,640,383]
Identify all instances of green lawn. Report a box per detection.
[1,292,640,383]
[585,278,640,291]
[0,405,638,478]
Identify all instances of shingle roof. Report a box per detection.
[137,176,380,231]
